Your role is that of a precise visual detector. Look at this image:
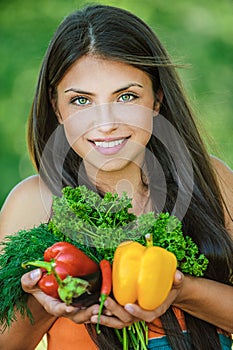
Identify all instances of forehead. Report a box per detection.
[58,55,153,91]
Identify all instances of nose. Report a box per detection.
[94,103,119,133]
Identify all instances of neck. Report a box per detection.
[87,161,143,192]
[84,161,151,216]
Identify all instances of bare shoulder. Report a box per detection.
[211,156,233,236]
[0,175,53,238]
[211,156,233,196]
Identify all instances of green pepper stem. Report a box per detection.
[21,259,63,285]
[22,260,53,272]
[96,293,107,334]
[145,233,153,247]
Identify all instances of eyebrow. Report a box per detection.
[64,83,144,95]
[114,83,143,94]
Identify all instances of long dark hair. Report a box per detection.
[27,4,233,349]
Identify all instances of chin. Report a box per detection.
[94,159,131,172]
[83,156,134,174]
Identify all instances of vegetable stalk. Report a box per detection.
[96,259,112,334]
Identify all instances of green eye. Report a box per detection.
[71,96,90,106]
[76,97,89,105]
[119,93,138,102]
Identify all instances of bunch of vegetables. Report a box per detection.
[0,185,209,349]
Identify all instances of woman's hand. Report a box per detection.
[122,270,184,323]
[21,269,100,324]
[91,269,233,333]
[90,297,139,329]
[21,268,136,328]
[90,270,184,328]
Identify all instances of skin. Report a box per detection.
[0,56,232,349]
[55,55,157,194]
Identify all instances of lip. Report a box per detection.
[88,137,129,155]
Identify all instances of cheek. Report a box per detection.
[62,113,89,149]
[130,113,153,145]
[112,104,154,144]
[141,128,152,145]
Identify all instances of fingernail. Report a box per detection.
[176,270,183,281]
[90,315,98,323]
[92,307,99,315]
[125,304,134,313]
[66,306,78,313]
[30,268,41,280]
[178,272,182,280]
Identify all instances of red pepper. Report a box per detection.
[96,259,112,334]
[22,242,99,303]
[38,261,71,299]
[43,242,98,277]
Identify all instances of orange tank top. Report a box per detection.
[47,307,187,349]
[47,318,97,349]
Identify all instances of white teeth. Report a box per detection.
[94,139,125,148]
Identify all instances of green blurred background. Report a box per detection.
[0,0,232,208]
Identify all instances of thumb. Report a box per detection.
[21,268,42,291]
[173,270,184,288]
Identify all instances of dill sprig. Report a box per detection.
[0,225,59,331]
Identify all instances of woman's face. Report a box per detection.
[55,55,156,173]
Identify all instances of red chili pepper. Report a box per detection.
[96,259,112,334]
[22,242,99,301]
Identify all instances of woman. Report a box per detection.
[0,4,232,350]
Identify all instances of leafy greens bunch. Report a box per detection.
[49,186,208,274]
[0,185,208,332]
[49,186,139,262]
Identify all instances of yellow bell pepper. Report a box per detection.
[112,241,177,310]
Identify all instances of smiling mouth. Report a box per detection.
[90,137,129,148]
